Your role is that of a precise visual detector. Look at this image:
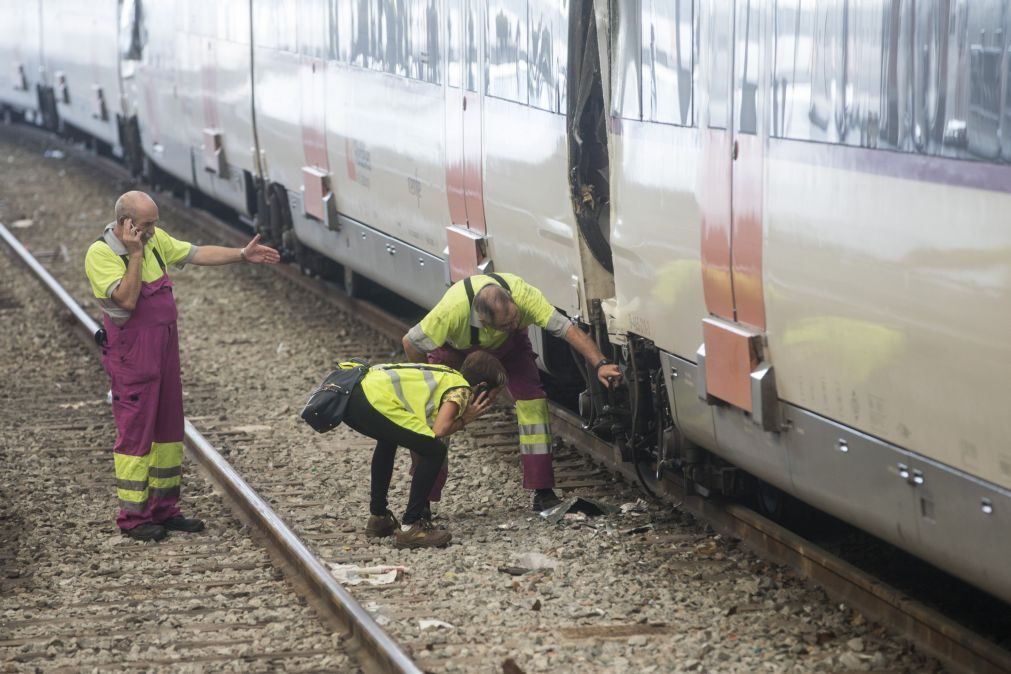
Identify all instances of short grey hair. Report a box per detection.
[473,284,513,325]
[114,190,153,226]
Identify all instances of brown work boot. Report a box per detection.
[394,518,452,549]
[365,510,399,538]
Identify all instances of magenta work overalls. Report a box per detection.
[100,269,185,530]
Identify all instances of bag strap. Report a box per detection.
[94,236,166,273]
[463,273,510,347]
[373,363,459,375]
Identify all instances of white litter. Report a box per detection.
[229,424,273,434]
[514,552,558,570]
[43,149,65,159]
[328,563,407,586]
[11,219,33,229]
[419,619,455,630]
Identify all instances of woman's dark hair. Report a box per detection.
[459,351,508,389]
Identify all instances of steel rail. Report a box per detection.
[0,221,421,674]
[547,406,1011,674]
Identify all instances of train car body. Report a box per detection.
[39,0,124,151]
[2,0,1009,606]
[0,1,43,120]
[129,0,257,215]
[605,0,1011,602]
[250,0,586,314]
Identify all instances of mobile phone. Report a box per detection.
[474,382,489,395]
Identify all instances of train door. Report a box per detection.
[699,0,765,329]
[445,0,488,281]
[297,0,333,227]
[697,0,773,425]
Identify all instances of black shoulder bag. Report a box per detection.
[300,360,370,433]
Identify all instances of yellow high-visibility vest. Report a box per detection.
[359,363,470,437]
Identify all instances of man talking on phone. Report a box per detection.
[84,190,279,541]
[402,273,622,512]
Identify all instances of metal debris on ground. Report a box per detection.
[539,496,619,523]
[620,499,649,514]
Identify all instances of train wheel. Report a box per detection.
[266,183,290,251]
[253,182,272,242]
[142,156,162,192]
[755,479,817,532]
[343,267,357,298]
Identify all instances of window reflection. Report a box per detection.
[707,0,732,129]
[642,0,695,126]
[612,0,643,120]
[773,0,1011,165]
[488,0,528,103]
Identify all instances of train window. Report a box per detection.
[297,0,328,59]
[407,0,441,83]
[642,0,694,126]
[447,1,462,87]
[465,0,480,92]
[773,1,1011,165]
[528,0,567,113]
[706,0,732,129]
[279,0,298,52]
[119,0,145,61]
[349,0,369,67]
[611,0,642,120]
[254,0,297,52]
[735,0,758,134]
[336,0,352,61]
[487,0,529,104]
[378,0,409,77]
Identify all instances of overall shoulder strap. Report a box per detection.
[463,274,509,346]
[96,236,166,273]
[463,276,479,347]
[96,236,129,267]
[151,246,166,273]
[487,272,511,293]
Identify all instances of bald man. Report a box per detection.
[85,191,279,541]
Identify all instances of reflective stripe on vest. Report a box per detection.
[359,363,470,437]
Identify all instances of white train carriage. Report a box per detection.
[38,0,124,152]
[126,0,258,216]
[602,0,1011,603]
[250,0,586,315]
[0,1,43,122]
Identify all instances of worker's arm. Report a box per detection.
[562,323,622,388]
[402,335,427,363]
[432,390,493,437]
[110,221,145,312]
[191,234,280,266]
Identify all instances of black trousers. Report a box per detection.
[342,386,448,524]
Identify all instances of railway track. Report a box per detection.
[0,236,379,672]
[0,122,995,672]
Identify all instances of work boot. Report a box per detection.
[365,510,399,538]
[121,523,168,542]
[532,489,562,512]
[160,516,205,533]
[394,519,452,549]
